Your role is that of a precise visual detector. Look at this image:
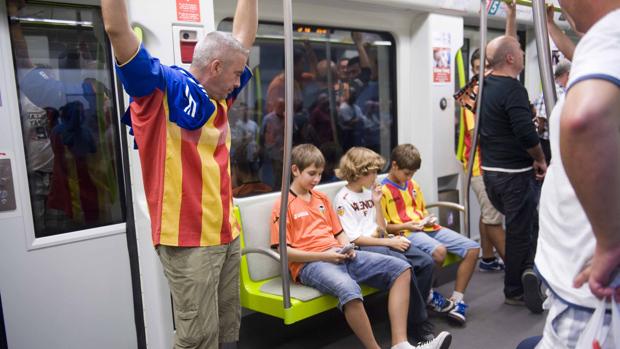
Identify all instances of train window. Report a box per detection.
[7,0,125,237]
[218,20,397,196]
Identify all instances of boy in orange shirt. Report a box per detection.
[270,144,451,349]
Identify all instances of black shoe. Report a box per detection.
[522,269,544,314]
[411,320,435,344]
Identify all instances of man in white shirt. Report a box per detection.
[535,1,620,348]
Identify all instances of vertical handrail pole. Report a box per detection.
[278,0,294,309]
[325,34,340,147]
[532,0,557,115]
[466,0,488,239]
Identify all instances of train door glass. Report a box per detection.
[218,20,397,196]
[7,0,125,238]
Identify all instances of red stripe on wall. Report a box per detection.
[213,105,232,243]
[387,184,412,223]
[177,128,204,246]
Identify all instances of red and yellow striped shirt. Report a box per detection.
[117,46,251,247]
[380,178,441,235]
[462,109,482,177]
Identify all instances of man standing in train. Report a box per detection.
[479,35,547,314]
[536,1,620,347]
[101,0,257,348]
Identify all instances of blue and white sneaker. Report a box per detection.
[427,290,455,313]
[447,300,468,325]
[479,258,505,272]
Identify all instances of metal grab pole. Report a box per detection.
[278,0,294,309]
[532,0,557,116]
[465,0,488,239]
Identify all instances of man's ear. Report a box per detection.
[391,161,398,170]
[212,59,223,74]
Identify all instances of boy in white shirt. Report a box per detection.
[334,147,453,344]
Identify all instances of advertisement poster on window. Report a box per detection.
[176,0,201,23]
[432,32,451,84]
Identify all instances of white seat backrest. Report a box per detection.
[234,180,347,281]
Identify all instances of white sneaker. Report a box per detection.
[413,331,452,349]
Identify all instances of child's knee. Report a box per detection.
[465,247,480,260]
[398,268,412,283]
[432,245,447,263]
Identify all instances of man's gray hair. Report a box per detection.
[554,59,571,78]
[192,31,249,69]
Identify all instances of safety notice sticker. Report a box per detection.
[177,0,201,23]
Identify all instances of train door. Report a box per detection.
[0,1,137,348]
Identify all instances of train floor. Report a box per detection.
[238,266,547,349]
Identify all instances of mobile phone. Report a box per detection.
[338,243,355,254]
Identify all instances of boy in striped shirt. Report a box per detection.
[381,144,480,325]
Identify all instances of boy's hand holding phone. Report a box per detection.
[336,243,357,259]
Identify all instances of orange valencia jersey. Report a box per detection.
[270,190,342,281]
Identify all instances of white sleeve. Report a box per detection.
[334,192,362,242]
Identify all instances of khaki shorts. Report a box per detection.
[158,237,241,349]
[471,175,503,225]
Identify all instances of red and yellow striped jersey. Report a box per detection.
[380,178,442,234]
[462,109,482,177]
[117,46,251,247]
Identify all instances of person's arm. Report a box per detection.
[101,0,140,65]
[351,31,377,81]
[372,184,387,231]
[7,1,33,69]
[526,144,547,180]
[355,235,411,252]
[386,221,423,235]
[546,4,575,61]
[506,87,547,179]
[232,0,258,50]
[504,0,517,38]
[562,80,620,300]
[303,40,319,77]
[277,245,348,264]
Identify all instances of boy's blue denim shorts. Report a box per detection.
[298,250,411,310]
[407,227,479,258]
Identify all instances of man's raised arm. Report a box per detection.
[101,0,140,65]
[232,0,258,50]
[504,0,517,38]
[562,80,620,300]
[546,4,575,61]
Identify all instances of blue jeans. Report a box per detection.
[484,170,539,298]
[298,250,411,310]
[407,228,480,258]
[360,244,433,326]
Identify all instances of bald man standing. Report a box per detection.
[478,36,547,314]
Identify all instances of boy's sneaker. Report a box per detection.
[411,320,435,344]
[427,290,455,313]
[413,331,452,349]
[522,269,544,314]
[447,300,468,325]
[479,258,505,272]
